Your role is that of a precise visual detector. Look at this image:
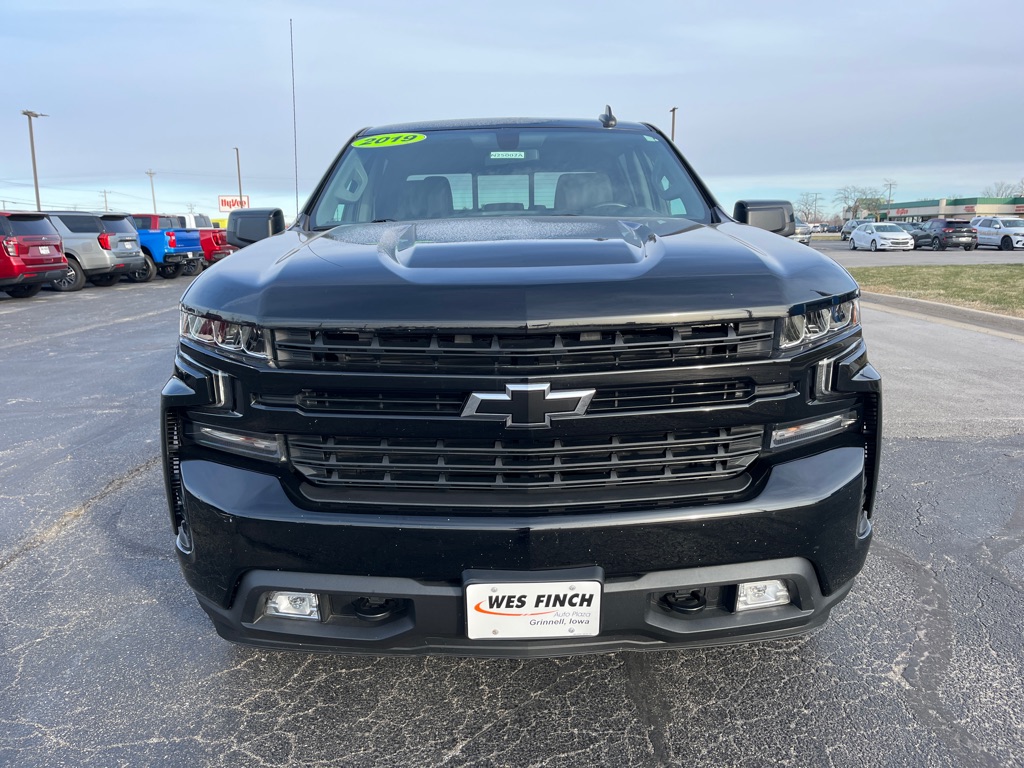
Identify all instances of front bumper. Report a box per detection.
[173,445,872,656]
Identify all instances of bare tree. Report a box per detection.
[833,185,883,219]
[982,181,1017,198]
[833,186,861,218]
[795,193,818,222]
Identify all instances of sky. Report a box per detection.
[3,0,1023,221]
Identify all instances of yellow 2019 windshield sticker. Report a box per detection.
[352,133,426,148]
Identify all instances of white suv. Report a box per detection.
[971,217,1024,251]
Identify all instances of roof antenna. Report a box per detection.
[598,105,617,128]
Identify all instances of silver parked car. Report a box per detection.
[44,212,146,291]
[972,217,1024,251]
[849,222,914,251]
[788,217,812,245]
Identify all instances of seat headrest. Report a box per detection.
[554,172,613,212]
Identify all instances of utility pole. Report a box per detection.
[146,169,157,213]
[669,106,678,142]
[101,189,110,211]
[290,18,300,219]
[187,202,195,213]
[810,192,820,224]
[884,179,897,219]
[234,147,244,209]
[22,110,48,210]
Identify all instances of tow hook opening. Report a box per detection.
[353,596,401,622]
[662,589,707,615]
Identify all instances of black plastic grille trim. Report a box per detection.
[286,427,764,492]
[256,379,760,418]
[271,321,775,374]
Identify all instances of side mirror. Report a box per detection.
[733,200,796,237]
[226,208,286,248]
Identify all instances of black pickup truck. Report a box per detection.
[161,112,882,656]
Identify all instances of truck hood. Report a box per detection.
[182,217,858,328]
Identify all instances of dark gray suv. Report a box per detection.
[44,212,146,291]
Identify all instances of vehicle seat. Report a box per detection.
[554,172,614,212]
[398,176,454,220]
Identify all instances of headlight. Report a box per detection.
[780,299,859,350]
[180,307,267,359]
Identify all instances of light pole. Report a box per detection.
[669,107,678,142]
[234,147,244,209]
[22,110,48,210]
[146,169,157,213]
[884,179,897,219]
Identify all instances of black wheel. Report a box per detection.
[932,237,946,251]
[841,233,848,241]
[89,274,120,287]
[849,236,857,250]
[182,259,204,276]
[51,258,86,292]
[158,263,186,279]
[4,283,43,298]
[870,240,877,252]
[963,244,974,251]
[127,254,156,283]
[1001,236,1014,251]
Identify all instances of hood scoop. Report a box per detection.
[381,220,658,269]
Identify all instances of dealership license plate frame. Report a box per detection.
[464,567,603,640]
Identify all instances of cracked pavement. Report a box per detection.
[1,280,1022,767]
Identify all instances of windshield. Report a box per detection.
[875,224,902,232]
[310,127,710,229]
[999,219,1024,228]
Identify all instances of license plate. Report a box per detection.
[39,246,50,254]
[124,240,136,248]
[465,580,601,639]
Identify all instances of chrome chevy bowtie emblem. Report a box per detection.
[461,383,596,428]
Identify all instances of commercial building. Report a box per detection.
[883,197,1024,222]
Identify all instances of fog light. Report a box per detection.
[264,591,320,621]
[191,425,282,460]
[771,412,856,449]
[735,580,791,612]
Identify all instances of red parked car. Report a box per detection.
[0,212,68,298]
[170,214,237,274]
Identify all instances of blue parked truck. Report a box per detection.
[128,214,204,281]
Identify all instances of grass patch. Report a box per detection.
[847,264,1024,318]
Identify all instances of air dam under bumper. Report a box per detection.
[175,446,871,656]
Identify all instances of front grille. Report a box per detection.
[286,427,764,491]
[272,321,775,375]
[257,378,759,418]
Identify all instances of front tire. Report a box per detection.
[963,244,974,251]
[870,240,878,252]
[4,283,44,298]
[158,263,186,279]
[850,237,857,250]
[51,258,86,292]
[127,254,156,283]
[932,237,946,251]
[1001,236,1014,251]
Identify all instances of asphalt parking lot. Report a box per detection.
[2,269,1023,767]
